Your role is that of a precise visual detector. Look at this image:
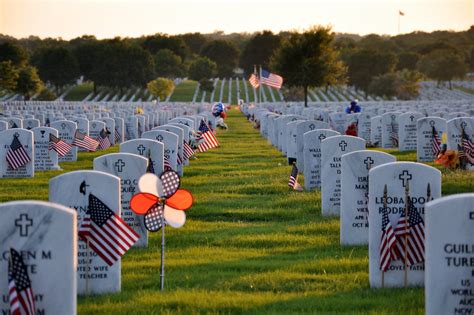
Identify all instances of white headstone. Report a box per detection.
[142,130,178,172]
[51,120,78,162]
[120,139,164,175]
[32,127,61,170]
[398,112,423,151]
[370,116,382,147]
[0,129,34,178]
[381,112,401,149]
[417,117,447,162]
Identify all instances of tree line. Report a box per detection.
[0,26,472,103]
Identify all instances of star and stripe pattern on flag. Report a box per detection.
[183,142,195,160]
[6,135,31,170]
[260,69,283,89]
[164,157,173,171]
[249,73,260,88]
[460,130,474,164]
[114,128,121,143]
[394,198,425,266]
[197,120,219,153]
[390,124,399,147]
[72,130,99,152]
[8,248,36,315]
[97,128,111,150]
[48,134,72,157]
[177,153,183,166]
[78,194,140,266]
[431,126,441,157]
[379,207,399,271]
[288,163,303,191]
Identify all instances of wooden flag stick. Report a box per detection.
[403,182,410,288]
[382,184,387,289]
[160,224,165,291]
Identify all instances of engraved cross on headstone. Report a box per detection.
[114,159,125,172]
[410,115,414,122]
[318,134,326,141]
[364,157,374,170]
[399,170,413,188]
[137,144,146,155]
[339,140,348,151]
[156,135,164,142]
[309,124,315,130]
[15,214,33,237]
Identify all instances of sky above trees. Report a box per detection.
[0,0,471,39]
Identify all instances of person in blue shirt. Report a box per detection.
[346,100,361,113]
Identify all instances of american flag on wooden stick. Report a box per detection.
[48,133,72,157]
[249,73,260,88]
[79,194,140,266]
[72,130,99,152]
[164,156,173,171]
[97,128,111,150]
[288,163,303,191]
[183,141,195,160]
[6,134,31,170]
[8,248,36,315]
[394,198,425,266]
[197,120,219,152]
[431,126,441,157]
[460,128,474,164]
[114,128,121,143]
[379,206,399,271]
[390,123,399,147]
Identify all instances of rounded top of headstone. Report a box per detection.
[425,193,474,209]
[0,200,76,216]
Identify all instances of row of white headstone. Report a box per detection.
[0,106,214,314]
[243,104,473,315]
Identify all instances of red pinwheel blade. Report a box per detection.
[130,193,159,215]
[166,189,193,211]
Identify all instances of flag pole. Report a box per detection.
[253,65,258,104]
[259,65,263,104]
[160,224,165,291]
[382,184,387,288]
[403,182,410,288]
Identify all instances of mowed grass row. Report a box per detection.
[2,109,471,314]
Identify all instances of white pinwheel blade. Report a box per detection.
[138,173,164,196]
[164,205,186,228]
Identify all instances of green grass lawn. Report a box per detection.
[63,82,94,101]
[169,80,198,102]
[2,110,472,314]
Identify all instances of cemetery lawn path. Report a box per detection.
[76,109,431,314]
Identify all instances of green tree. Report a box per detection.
[270,25,345,107]
[15,66,42,100]
[147,77,174,101]
[417,49,468,88]
[178,33,208,56]
[369,69,423,100]
[0,61,19,92]
[199,78,214,93]
[141,34,188,60]
[347,49,397,96]
[396,52,420,71]
[73,40,103,93]
[200,40,239,77]
[154,49,185,78]
[240,31,281,75]
[0,41,28,67]
[36,88,57,101]
[36,47,80,93]
[188,57,217,81]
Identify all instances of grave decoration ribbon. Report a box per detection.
[130,170,193,290]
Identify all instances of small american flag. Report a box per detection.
[260,69,283,89]
[461,129,474,164]
[164,156,173,171]
[6,135,31,170]
[379,207,399,271]
[249,73,260,88]
[146,151,155,174]
[8,248,36,315]
[48,133,72,157]
[197,120,219,152]
[78,194,140,266]
[390,123,399,147]
[288,163,302,191]
[97,128,111,150]
[177,153,183,166]
[114,128,121,143]
[394,198,425,266]
[183,141,195,160]
[431,126,441,157]
[72,130,99,152]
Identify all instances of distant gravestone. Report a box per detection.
[0,201,77,314]
[89,120,106,140]
[49,170,122,294]
[93,153,149,247]
[142,130,178,172]
[303,129,340,190]
[425,193,474,315]
[357,113,372,141]
[417,117,447,162]
[101,118,116,145]
[120,139,164,175]
[398,112,423,151]
[8,117,23,129]
[368,162,441,288]
[328,112,346,134]
[295,120,329,170]
[321,135,366,215]
[24,118,40,130]
[381,112,401,149]
[370,116,382,147]
[286,120,304,162]
[154,125,184,175]
[340,150,396,245]
[113,117,125,144]
[447,117,473,150]
[0,120,8,132]
[51,120,78,162]
[277,115,303,152]
[32,127,61,170]
[126,116,139,140]
[0,129,34,178]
